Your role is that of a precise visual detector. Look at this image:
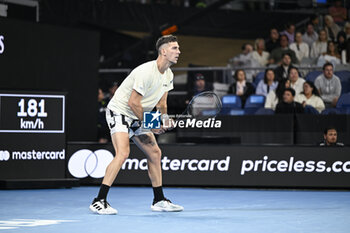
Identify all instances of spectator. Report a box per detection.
[186,73,211,104]
[269,35,298,64]
[274,53,295,82]
[275,88,304,114]
[228,43,258,82]
[289,32,309,63]
[252,38,270,67]
[302,23,319,50]
[345,22,350,39]
[314,62,342,108]
[310,29,328,58]
[288,67,305,95]
[311,14,322,33]
[328,0,347,26]
[295,81,326,113]
[265,28,280,53]
[106,81,119,101]
[336,31,347,56]
[265,79,291,111]
[97,88,109,143]
[228,69,255,107]
[281,22,296,44]
[324,15,341,42]
[317,41,341,67]
[256,68,278,97]
[319,127,344,146]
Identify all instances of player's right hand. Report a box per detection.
[152,126,166,135]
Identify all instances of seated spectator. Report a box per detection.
[302,23,319,50]
[256,68,278,97]
[289,32,309,63]
[228,43,258,82]
[265,28,280,53]
[228,69,255,107]
[319,127,344,146]
[314,62,342,108]
[328,0,347,26]
[336,31,347,63]
[265,79,291,111]
[324,15,341,42]
[275,88,304,114]
[345,22,350,40]
[288,67,305,95]
[280,22,296,44]
[269,35,298,64]
[317,41,341,67]
[310,29,328,58]
[252,38,269,67]
[105,81,119,101]
[186,73,211,104]
[97,88,109,143]
[311,14,323,33]
[295,81,325,113]
[274,53,295,82]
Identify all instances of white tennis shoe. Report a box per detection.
[89,198,118,215]
[151,199,184,212]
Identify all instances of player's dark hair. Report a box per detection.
[156,35,178,53]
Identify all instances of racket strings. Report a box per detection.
[188,92,222,120]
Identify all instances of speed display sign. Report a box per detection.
[0,93,65,133]
[0,92,66,181]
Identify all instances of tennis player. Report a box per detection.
[89,35,184,214]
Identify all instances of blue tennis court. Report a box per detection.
[1,186,350,233]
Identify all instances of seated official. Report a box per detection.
[319,127,344,147]
[275,88,304,114]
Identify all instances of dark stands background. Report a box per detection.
[0,18,100,141]
[38,1,312,68]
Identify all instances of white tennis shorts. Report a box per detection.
[106,108,151,138]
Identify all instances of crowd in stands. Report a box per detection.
[224,6,350,116]
[97,1,350,142]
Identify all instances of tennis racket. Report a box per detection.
[157,91,222,133]
[177,91,222,121]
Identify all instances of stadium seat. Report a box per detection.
[244,95,266,114]
[304,105,319,114]
[334,70,350,94]
[305,70,322,83]
[321,108,345,115]
[253,71,264,87]
[336,92,350,110]
[254,107,275,115]
[220,95,244,115]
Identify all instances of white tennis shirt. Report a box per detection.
[107,60,174,120]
